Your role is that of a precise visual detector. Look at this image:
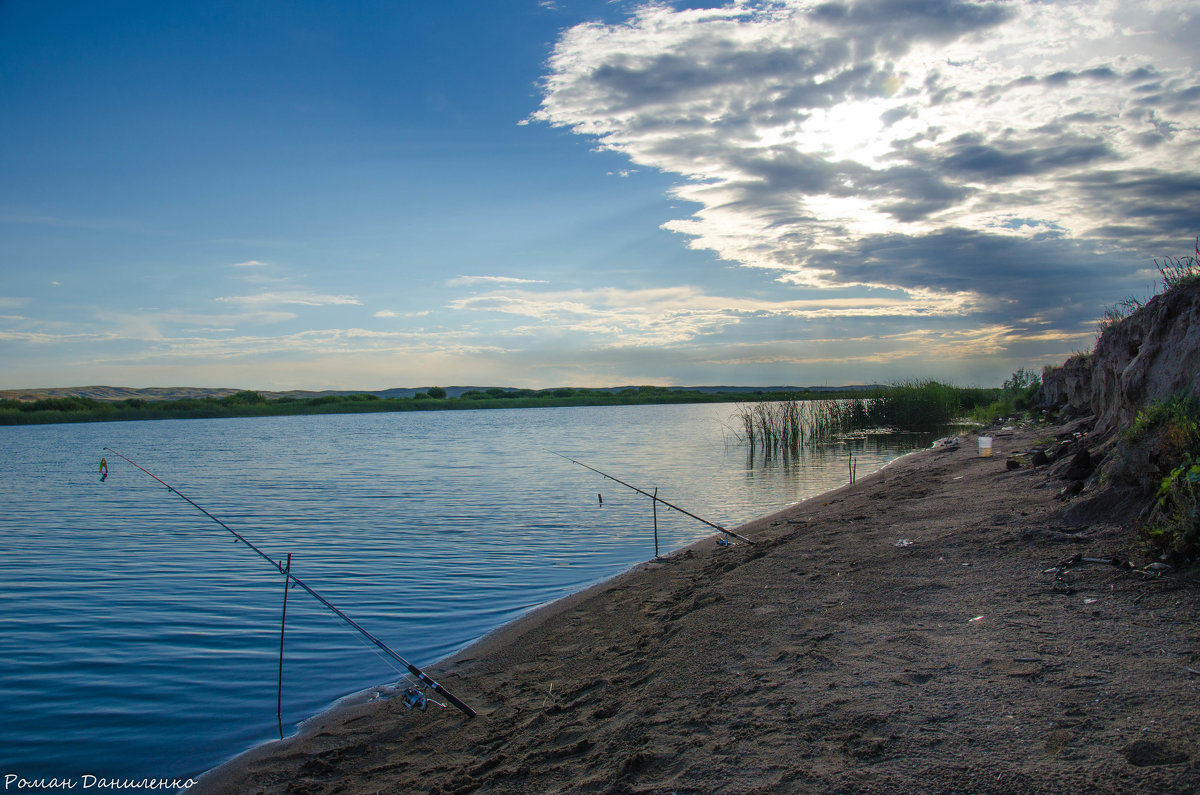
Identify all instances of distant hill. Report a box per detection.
[0,384,882,402]
[0,385,248,402]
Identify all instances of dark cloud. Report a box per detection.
[586,41,857,114]
[766,62,888,111]
[811,0,1014,48]
[880,105,916,126]
[728,148,840,193]
[574,2,1015,120]
[705,147,972,225]
[1068,170,1200,241]
[808,229,1141,324]
[1077,171,1200,203]
[1044,67,1119,85]
[934,133,1115,180]
[868,165,975,220]
[1058,112,1107,125]
[1133,83,1200,114]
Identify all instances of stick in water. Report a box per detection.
[277,552,291,739]
[653,486,659,558]
[546,450,753,545]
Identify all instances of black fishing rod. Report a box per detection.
[101,447,476,719]
[546,450,754,545]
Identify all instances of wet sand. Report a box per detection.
[193,420,1200,793]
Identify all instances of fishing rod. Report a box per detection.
[546,450,753,545]
[101,447,476,719]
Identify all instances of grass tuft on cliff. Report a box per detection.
[1098,238,1200,336]
[1156,238,1200,291]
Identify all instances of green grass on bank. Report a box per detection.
[965,367,1043,425]
[1126,395,1200,557]
[0,386,878,426]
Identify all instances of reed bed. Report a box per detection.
[865,379,963,430]
[731,398,865,450]
[730,380,985,454]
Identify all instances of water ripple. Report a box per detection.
[0,404,934,782]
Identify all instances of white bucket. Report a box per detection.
[978,436,993,457]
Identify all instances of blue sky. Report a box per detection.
[2,0,1197,390]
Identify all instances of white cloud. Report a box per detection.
[229,260,267,268]
[533,0,1200,299]
[90,327,510,363]
[444,275,550,287]
[448,283,981,347]
[0,330,101,344]
[90,309,299,341]
[374,309,435,319]
[215,291,362,307]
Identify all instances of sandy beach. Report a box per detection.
[193,419,1200,793]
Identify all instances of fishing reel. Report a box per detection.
[402,686,428,711]
[401,685,448,712]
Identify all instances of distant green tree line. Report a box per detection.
[0,385,883,426]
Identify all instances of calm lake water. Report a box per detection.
[0,403,938,786]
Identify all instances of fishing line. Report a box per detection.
[546,450,754,545]
[101,446,476,719]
